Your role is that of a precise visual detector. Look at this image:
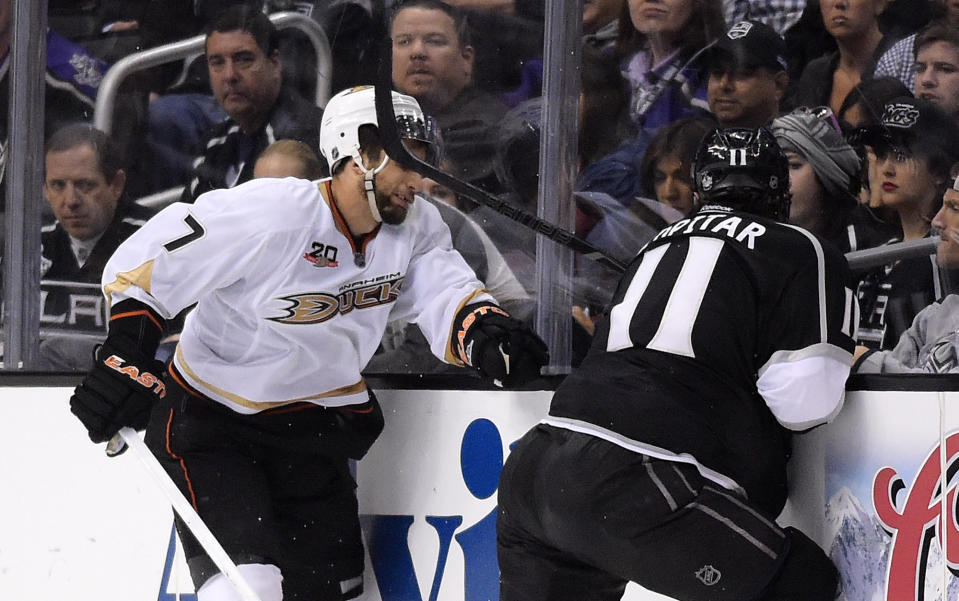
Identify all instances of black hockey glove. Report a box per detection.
[454,303,549,387]
[70,336,167,443]
[70,300,167,443]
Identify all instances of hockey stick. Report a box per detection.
[374,41,941,277]
[109,428,263,601]
[844,236,940,271]
[373,41,629,275]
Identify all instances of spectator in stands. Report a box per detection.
[770,107,892,253]
[575,12,742,207]
[253,138,325,180]
[38,124,153,371]
[615,0,726,132]
[705,20,790,127]
[855,96,959,349]
[576,116,715,315]
[854,171,959,373]
[874,0,959,93]
[182,5,324,202]
[638,115,715,218]
[914,20,959,123]
[483,97,663,321]
[434,0,545,99]
[52,0,202,65]
[130,1,332,197]
[836,77,910,240]
[722,0,808,35]
[544,44,636,204]
[793,0,898,115]
[274,0,380,94]
[390,0,509,191]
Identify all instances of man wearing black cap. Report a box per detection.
[706,20,790,128]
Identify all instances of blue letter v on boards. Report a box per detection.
[362,514,462,601]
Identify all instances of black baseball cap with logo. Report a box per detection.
[860,96,959,166]
[705,20,788,73]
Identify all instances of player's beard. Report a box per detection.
[376,191,409,225]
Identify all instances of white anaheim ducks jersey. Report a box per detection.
[102,176,493,413]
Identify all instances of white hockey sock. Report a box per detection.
[196,563,283,601]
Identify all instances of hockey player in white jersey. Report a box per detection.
[69,85,548,601]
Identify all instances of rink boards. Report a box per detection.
[2,381,958,601]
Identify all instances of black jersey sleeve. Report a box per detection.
[756,228,857,430]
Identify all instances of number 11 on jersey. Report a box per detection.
[607,238,724,358]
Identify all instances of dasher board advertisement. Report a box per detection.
[5,386,954,600]
[819,390,959,601]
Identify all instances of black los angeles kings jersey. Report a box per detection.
[547,205,858,514]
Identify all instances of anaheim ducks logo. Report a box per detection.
[270,276,404,324]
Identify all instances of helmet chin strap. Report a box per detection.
[355,154,391,223]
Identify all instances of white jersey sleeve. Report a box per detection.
[387,199,494,365]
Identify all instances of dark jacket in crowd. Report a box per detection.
[791,34,900,108]
[432,85,509,192]
[183,86,324,202]
[41,202,153,285]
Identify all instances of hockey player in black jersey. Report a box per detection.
[497,127,858,601]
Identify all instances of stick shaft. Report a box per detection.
[116,428,263,601]
[844,236,940,271]
[373,42,628,275]
[375,39,937,278]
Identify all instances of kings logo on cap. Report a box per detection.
[727,21,753,39]
[882,103,920,129]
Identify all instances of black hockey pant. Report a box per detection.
[497,424,838,601]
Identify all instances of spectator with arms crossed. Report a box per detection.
[68,86,547,601]
[497,127,858,601]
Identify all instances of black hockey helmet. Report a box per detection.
[692,127,791,221]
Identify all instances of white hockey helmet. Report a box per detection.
[319,85,438,171]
